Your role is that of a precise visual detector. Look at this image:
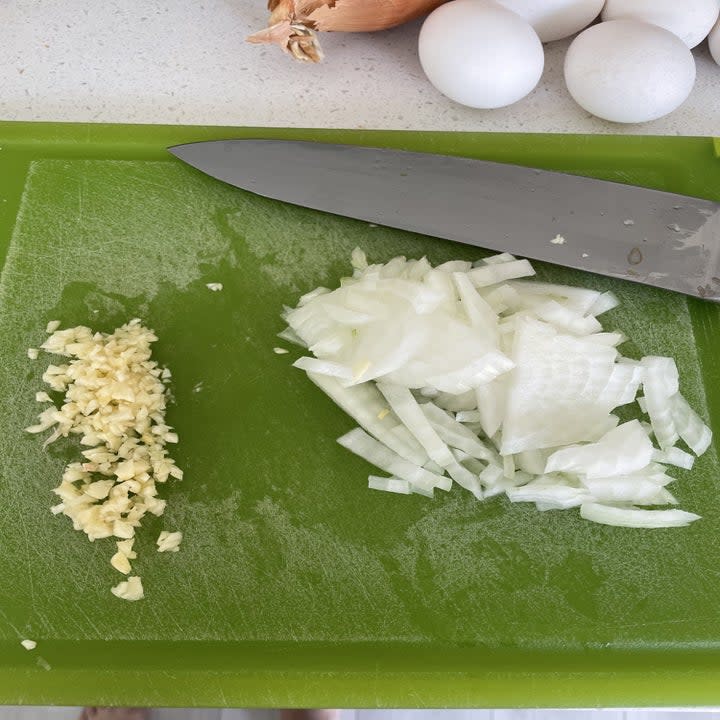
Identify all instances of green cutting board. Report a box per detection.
[0,122,719,708]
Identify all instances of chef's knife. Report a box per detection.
[169,140,720,302]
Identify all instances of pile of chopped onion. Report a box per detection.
[26,319,183,600]
[281,250,712,528]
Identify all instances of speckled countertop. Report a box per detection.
[0,1,719,134]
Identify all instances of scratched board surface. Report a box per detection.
[0,125,719,708]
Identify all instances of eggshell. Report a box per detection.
[564,20,696,123]
[419,0,544,109]
[602,0,720,48]
[495,0,605,42]
[709,16,720,65]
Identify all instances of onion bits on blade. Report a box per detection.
[248,0,446,62]
[280,250,712,529]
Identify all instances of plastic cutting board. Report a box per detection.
[0,122,719,708]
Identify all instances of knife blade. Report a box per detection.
[168,139,720,302]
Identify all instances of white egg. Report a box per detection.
[564,20,695,123]
[418,0,544,109]
[602,0,720,49]
[709,17,720,65]
[494,0,605,42]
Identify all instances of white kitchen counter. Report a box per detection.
[1,0,718,135]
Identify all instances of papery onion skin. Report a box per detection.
[249,0,447,62]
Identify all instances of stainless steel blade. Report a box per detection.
[169,139,720,301]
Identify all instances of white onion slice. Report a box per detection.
[581,476,674,505]
[368,476,411,495]
[474,380,506,440]
[293,356,353,380]
[423,269,459,313]
[586,332,627,347]
[652,446,695,470]
[482,252,517,265]
[501,318,628,454]
[351,247,368,270]
[515,449,553,475]
[503,454,515,480]
[297,287,332,306]
[424,350,514,394]
[545,420,653,479]
[452,448,488,475]
[420,402,496,461]
[277,326,307,347]
[482,284,520,314]
[446,461,483,499]
[376,382,455,467]
[468,259,535,288]
[456,410,483,423]
[379,256,407,278]
[588,291,620,316]
[481,469,527,498]
[608,363,644,406]
[506,482,589,509]
[670,393,713,456]
[410,483,435,498]
[432,390,478,412]
[452,272,499,341]
[533,300,602,336]
[478,463,504,487]
[580,503,700,528]
[406,257,433,281]
[535,501,567,511]
[436,260,472,273]
[307,373,428,465]
[652,488,679,505]
[507,280,601,315]
[337,428,451,491]
[423,459,445,475]
[642,356,680,449]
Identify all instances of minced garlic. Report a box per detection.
[26,319,182,600]
[110,551,132,574]
[111,576,144,602]
[156,530,183,553]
